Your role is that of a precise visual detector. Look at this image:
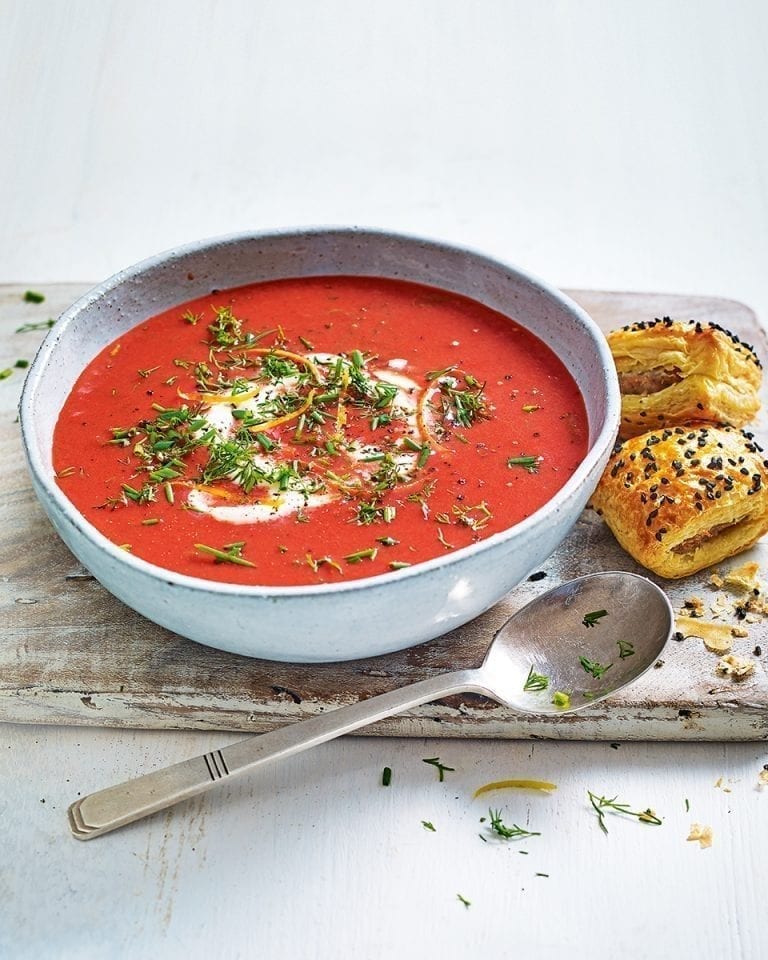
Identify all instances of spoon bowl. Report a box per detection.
[69,572,673,840]
[481,571,673,714]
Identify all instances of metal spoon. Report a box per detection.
[68,571,672,840]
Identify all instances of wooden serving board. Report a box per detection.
[2,284,767,740]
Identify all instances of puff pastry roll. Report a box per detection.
[591,423,768,578]
[608,318,762,438]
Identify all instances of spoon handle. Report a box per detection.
[68,669,484,840]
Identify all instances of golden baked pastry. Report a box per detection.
[608,318,762,438]
[591,423,768,578]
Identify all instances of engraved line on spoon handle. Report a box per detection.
[68,668,486,840]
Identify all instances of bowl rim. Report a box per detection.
[20,225,620,598]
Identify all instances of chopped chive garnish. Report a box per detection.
[582,609,608,628]
[163,482,174,504]
[422,757,454,781]
[15,318,55,333]
[523,666,549,692]
[507,455,540,473]
[382,766,392,787]
[194,542,256,567]
[389,561,411,570]
[344,547,378,563]
[23,290,45,303]
[422,821,436,832]
[298,335,314,350]
[579,657,613,679]
[14,359,29,369]
[617,640,635,659]
[141,518,161,526]
[0,368,13,380]
[551,691,571,709]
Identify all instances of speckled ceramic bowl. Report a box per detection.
[20,228,620,662]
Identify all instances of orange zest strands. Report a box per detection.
[192,484,239,501]
[199,384,262,405]
[247,389,316,433]
[472,779,557,798]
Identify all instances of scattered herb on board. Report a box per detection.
[423,757,455,781]
[23,290,45,303]
[551,691,571,709]
[0,369,12,381]
[421,820,436,832]
[382,766,392,787]
[579,656,613,679]
[487,808,541,841]
[15,318,54,333]
[457,894,471,908]
[582,609,608,628]
[587,790,662,834]
[523,666,549,692]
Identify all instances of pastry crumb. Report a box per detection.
[687,823,713,848]
[758,767,768,787]
[681,597,705,618]
[715,654,756,680]
[677,616,733,653]
[722,561,762,594]
[709,572,724,589]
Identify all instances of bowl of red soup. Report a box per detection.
[20,228,620,661]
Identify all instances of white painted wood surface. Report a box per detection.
[2,2,768,958]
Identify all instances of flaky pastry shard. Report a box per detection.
[608,317,762,438]
[591,424,768,578]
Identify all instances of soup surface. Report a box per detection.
[53,276,588,585]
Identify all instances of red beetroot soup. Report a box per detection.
[53,276,588,586]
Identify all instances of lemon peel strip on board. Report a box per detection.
[473,779,557,798]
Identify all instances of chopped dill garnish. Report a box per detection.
[587,790,662,834]
[487,808,541,841]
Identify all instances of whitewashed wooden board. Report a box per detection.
[1,283,766,739]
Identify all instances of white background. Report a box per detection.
[2,2,768,958]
